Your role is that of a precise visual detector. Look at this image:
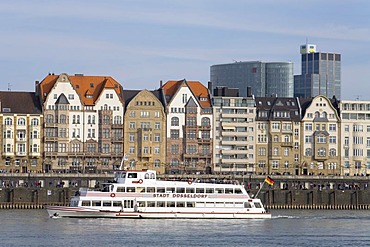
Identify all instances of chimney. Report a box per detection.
[160,80,163,88]
[208,81,213,91]
[247,86,252,97]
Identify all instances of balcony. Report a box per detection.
[221,149,249,155]
[16,137,26,142]
[280,141,294,147]
[16,152,27,156]
[221,140,249,146]
[220,158,247,164]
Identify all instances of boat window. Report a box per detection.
[157,201,165,207]
[124,200,134,208]
[137,201,145,207]
[206,188,214,194]
[145,173,149,179]
[235,202,243,207]
[92,201,101,206]
[147,201,156,207]
[244,202,252,208]
[167,201,175,207]
[216,202,224,207]
[137,187,145,193]
[81,201,90,206]
[71,201,78,207]
[186,202,195,207]
[176,187,185,193]
[166,187,175,193]
[113,201,122,207]
[225,188,233,194]
[215,188,224,194]
[225,202,234,207]
[150,173,155,179]
[127,173,137,178]
[176,202,185,207]
[196,202,205,207]
[103,201,112,207]
[186,188,195,193]
[196,188,204,193]
[116,187,125,192]
[102,185,110,192]
[235,188,242,194]
[254,202,262,208]
[157,187,165,193]
[147,187,155,193]
[127,187,136,193]
[206,202,215,207]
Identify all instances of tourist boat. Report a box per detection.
[46,169,271,219]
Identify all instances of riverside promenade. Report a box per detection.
[0,172,369,209]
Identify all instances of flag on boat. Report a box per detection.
[264,176,274,185]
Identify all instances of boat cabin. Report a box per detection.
[114,169,156,184]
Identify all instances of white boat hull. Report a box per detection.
[46,206,271,219]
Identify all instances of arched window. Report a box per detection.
[329,148,336,157]
[4,118,12,125]
[59,114,67,124]
[154,159,160,168]
[46,115,54,123]
[17,118,26,126]
[318,147,326,156]
[31,118,39,126]
[171,159,179,167]
[284,135,290,142]
[201,117,210,127]
[322,111,327,118]
[274,135,279,142]
[305,148,312,156]
[171,117,179,126]
[114,116,122,124]
[88,115,91,124]
[315,111,320,118]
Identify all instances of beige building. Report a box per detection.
[300,95,341,175]
[0,91,43,173]
[255,97,301,175]
[340,100,370,176]
[123,89,166,174]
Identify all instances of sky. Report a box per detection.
[0,0,369,100]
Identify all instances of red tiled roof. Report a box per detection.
[39,74,122,105]
[162,79,211,108]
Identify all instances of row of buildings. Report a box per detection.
[210,43,341,99]
[0,72,368,177]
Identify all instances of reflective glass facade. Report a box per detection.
[210,61,293,97]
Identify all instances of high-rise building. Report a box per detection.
[210,61,293,97]
[212,86,256,174]
[294,44,341,99]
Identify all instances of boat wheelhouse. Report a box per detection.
[46,169,271,219]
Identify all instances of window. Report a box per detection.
[170,130,179,139]
[317,148,326,156]
[272,160,279,169]
[305,123,312,131]
[5,118,12,125]
[201,117,210,127]
[154,134,160,142]
[171,117,179,126]
[305,148,312,156]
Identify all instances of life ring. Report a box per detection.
[110,193,116,198]
[188,180,192,185]
[138,179,143,184]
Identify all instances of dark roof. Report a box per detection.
[255,96,301,121]
[55,93,70,104]
[0,91,42,114]
[122,89,166,111]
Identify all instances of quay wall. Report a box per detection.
[0,173,370,209]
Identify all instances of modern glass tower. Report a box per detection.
[210,61,294,97]
[294,44,341,99]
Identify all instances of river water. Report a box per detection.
[0,209,369,247]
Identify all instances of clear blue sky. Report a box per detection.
[1,0,369,100]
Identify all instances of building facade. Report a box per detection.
[294,44,341,99]
[37,73,125,173]
[123,89,166,174]
[340,100,370,176]
[300,95,341,175]
[162,79,213,174]
[212,87,256,174]
[255,97,301,175]
[0,92,43,173]
[210,61,294,98]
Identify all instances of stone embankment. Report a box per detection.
[0,173,369,209]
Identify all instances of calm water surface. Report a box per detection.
[0,209,369,247]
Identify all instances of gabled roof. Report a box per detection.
[122,89,167,111]
[161,79,211,108]
[38,73,123,106]
[0,91,42,114]
[55,93,70,105]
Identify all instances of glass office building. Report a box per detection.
[210,61,293,97]
[294,44,341,99]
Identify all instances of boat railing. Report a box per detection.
[160,177,240,185]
